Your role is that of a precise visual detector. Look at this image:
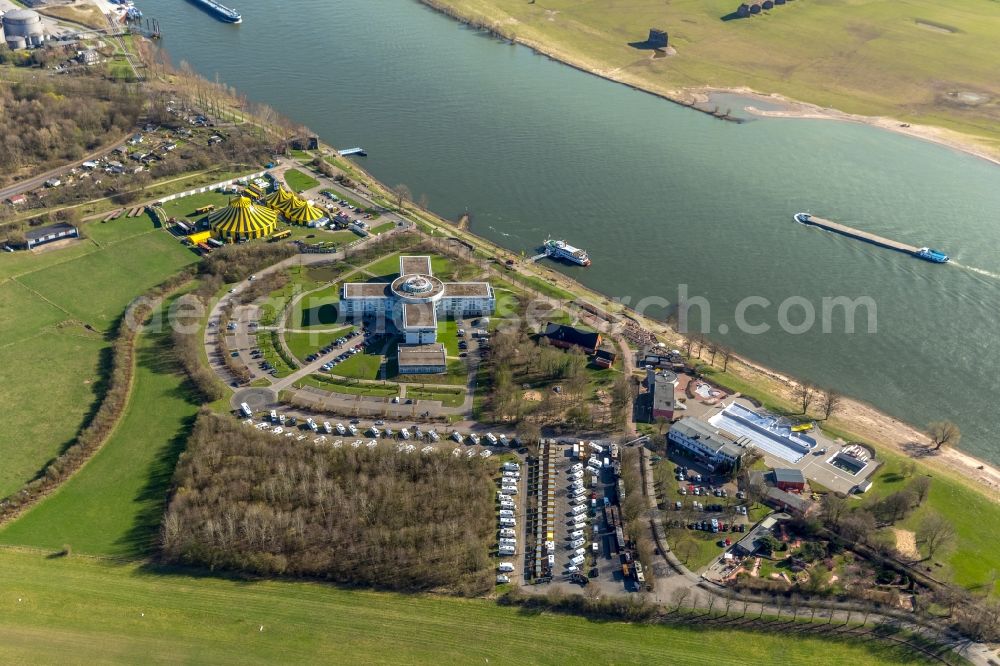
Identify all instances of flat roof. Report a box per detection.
[400,256,432,276]
[397,343,446,367]
[343,282,389,299]
[442,282,492,298]
[669,417,742,458]
[402,302,437,329]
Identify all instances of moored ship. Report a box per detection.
[544,239,591,266]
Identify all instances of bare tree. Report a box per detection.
[392,183,411,209]
[670,586,691,611]
[820,388,842,420]
[907,476,932,506]
[719,346,732,372]
[794,384,815,415]
[820,493,848,527]
[917,511,956,559]
[927,420,961,451]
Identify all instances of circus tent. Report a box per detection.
[263,186,298,213]
[208,196,279,241]
[283,197,328,225]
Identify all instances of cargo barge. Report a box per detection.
[793,213,948,264]
[187,0,242,23]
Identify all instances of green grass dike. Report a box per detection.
[0,548,932,665]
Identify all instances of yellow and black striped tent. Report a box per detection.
[284,197,327,225]
[208,196,279,241]
[263,186,297,213]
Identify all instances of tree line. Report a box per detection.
[161,412,497,595]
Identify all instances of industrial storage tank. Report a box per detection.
[2,9,46,49]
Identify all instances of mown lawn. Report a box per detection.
[862,448,1000,595]
[284,168,320,193]
[0,299,199,558]
[285,326,354,363]
[333,351,384,381]
[288,283,341,329]
[407,386,466,408]
[0,549,931,665]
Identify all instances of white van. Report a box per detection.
[499,509,515,518]
[322,421,332,434]
[571,504,587,516]
[400,428,411,440]
[452,431,464,443]
[503,462,520,472]
[570,554,585,566]
[348,424,358,436]
[428,430,440,442]
[469,433,480,445]
[485,432,498,446]
[270,410,278,423]
[499,546,515,556]
[335,423,346,435]
[369,426,380,437]
[499,517,516,526]
[498,562,515,573]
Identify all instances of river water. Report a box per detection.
[142,0,1000,463]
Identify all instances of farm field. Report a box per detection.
[0,548,931,666]
[0,297,199,558]
[0,222,197,499]
[428,0,1000,151]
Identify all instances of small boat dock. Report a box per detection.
[796,213,917,254]
[338,147,367,156]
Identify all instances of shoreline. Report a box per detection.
[415,0,1000,167]
[330,153,1000,502]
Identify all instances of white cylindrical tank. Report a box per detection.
[3,9,46,48]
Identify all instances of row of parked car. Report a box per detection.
[497,461,521,583]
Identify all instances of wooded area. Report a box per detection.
[0,78,142,183]
[162,413,496,594]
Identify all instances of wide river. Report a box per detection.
[142,0,1000,464]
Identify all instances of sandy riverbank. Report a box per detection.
[692,87,1000,168]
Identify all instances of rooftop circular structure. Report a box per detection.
[390,273,444,303]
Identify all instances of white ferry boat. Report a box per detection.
[544,239,591,266]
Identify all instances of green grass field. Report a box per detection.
[0,220,197,498]
[16,231,197,332]
[0,548,931,665]
[436,319,460,356]
[284,168,320,193]
[363,252,403,279]
[288,283,341,329]
[369,221,395,235]
[432,0,1000,152]
[255,331,296,378]
[0,297,199,558]
[862,449,1000,594]
[160,192,231,225]
[285,326,354,363]
[333,351,385,381]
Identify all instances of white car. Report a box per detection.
[496,574,510,584]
